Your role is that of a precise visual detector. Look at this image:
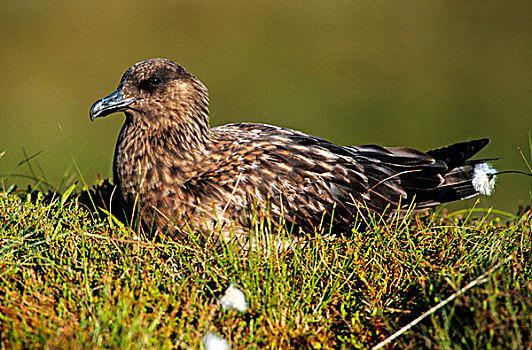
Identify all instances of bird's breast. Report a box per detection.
[114,122,198,207]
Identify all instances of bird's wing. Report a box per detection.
[196,124,411,227]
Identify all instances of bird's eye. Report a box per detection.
[146,76,162,87]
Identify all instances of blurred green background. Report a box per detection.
[1,1,531,212]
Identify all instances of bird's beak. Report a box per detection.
[90,88,136,121]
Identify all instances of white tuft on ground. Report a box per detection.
[472,163,497,196]
[203,332,231,350]
[219,283,248,312]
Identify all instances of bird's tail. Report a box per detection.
[411,138,494,209]
[347,138,494,217]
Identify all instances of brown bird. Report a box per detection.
[90,58,492,241]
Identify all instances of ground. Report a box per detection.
[1,181,531,349]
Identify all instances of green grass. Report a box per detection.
[1,179,531,349]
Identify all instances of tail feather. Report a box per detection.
[426,138,490,171]
[350,138,493,218]
[414,165,478,208]
[413,139,491,208]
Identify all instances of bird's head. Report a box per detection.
[90,58,210,129]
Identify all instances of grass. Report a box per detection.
[1,178,531,349]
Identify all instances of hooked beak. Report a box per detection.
[90,88,136,121]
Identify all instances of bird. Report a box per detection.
[90,58,493,242]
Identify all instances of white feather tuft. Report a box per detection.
[203,332,230,350]
[219,284,248,312]
[472,163,497,196]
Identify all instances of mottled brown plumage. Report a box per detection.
[90,58,491,240]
